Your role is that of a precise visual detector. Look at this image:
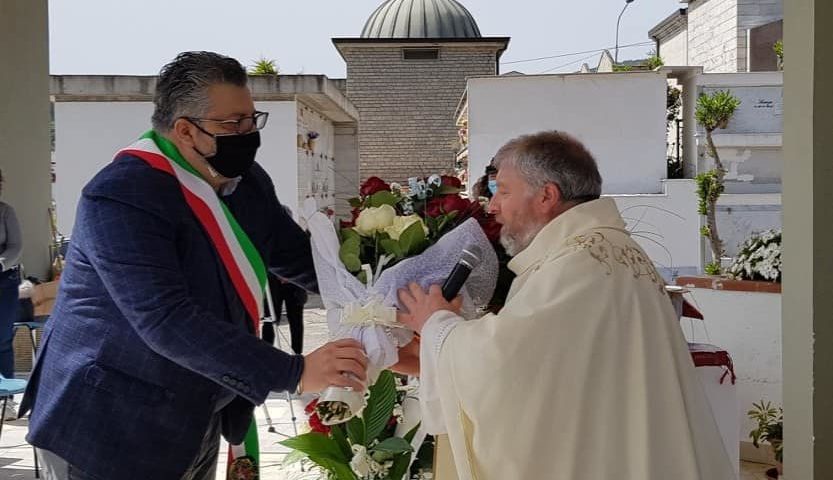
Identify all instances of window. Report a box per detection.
[402,48,440,60]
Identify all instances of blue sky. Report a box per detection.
[49,0,682,77]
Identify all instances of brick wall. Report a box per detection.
[341,44,499,183]
[688,0,740,72]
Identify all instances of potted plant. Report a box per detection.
[695,89,741,275]
[748,400,783,478]
[248,57,278,76]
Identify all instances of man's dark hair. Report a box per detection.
[493,130,602,202]
[151,51,248,132]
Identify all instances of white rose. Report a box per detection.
[354,204,397,237]
[350,445,373,478]
[383,214,427,240]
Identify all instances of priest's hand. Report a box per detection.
[390,337,421,376]
[397,283,463,334]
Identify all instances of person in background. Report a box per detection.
[262,207,308,355]
[0,169,23,421]
[262,275,308,355]
[0,171,23,420]
[471,162,497,200]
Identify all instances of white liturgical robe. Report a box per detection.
[420,198,735,480]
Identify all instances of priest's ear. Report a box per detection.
[537,181,563,216]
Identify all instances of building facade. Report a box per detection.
[650,0,783,73]
[333,0,509,183]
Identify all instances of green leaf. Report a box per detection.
[341,228,360,243]
[348,197,362,208]
[371,449,396,463]
[424,215,438,235]
[363,370,397,443]
[330,424,353,460]
[280,433,349,463]
[387,452,413,480]
[373,437,413,455]
[380,238,405,258]
[398,221,427,256]
[403,423,421,443]
[436,211,459,235]
[339,235,362,273]
[346,415,366,446]
[369,191,398,207]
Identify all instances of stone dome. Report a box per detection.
[360,0,482,39]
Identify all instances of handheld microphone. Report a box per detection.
[441,245,483,301]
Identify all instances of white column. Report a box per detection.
[782,0,833,477]
[0,0,53,278]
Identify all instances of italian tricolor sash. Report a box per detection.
[118,130,265,478]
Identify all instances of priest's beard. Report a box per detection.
[499,221,546,257]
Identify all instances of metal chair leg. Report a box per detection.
[261,403,276,434]
[33,446,40,478]
[28,327,38,363]
[0,396,6,439]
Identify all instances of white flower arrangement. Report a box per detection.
[728,229,782,282]
[350,444,394,480]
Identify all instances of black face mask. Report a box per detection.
[193,129,261,179]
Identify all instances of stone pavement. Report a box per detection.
[0,302,776,479]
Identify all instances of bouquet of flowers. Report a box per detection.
[299,174,499,426]
[281,371,432,480]
[728,229,781,282]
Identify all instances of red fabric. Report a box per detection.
[682,300,704,320]
[688,343,736,385]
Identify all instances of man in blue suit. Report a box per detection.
[20,51,367,480]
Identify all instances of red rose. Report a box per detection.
[478,215,502,244]
[360,176,390,197]
[425,195,473,218]
[441,175,463,189]
[305,399,332,434]
[304,399,319,415]
[340,207,361,228]
[309,413,331,434]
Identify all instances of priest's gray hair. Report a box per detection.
[151,51,248,132]
[493,131,603,202]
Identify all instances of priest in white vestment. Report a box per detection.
[398,131,736,480]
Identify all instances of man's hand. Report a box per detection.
[300,339,368,394]
[397,283,462,335]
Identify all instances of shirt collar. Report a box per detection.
[219,176,242,197]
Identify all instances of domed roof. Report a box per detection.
[361,0,482,39]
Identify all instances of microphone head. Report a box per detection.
[460,245,482,269]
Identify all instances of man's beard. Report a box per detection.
[499,222,545,256]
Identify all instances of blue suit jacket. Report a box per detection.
[21,154,317,479]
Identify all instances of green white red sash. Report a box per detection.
[118,130,265,478]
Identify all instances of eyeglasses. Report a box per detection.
[187,111,269,134]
